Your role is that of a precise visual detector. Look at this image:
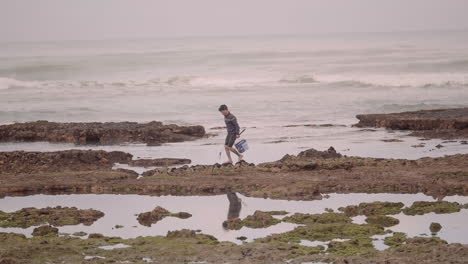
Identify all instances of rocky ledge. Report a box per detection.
[1,148,468,200]
[0,120,205,145]
[137,206,192,227]
[0,207,104,228]
[355,108,468,139]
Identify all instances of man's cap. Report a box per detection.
[218,104,228,111]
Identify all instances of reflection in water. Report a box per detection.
[227,192,242,220]
[1,193,468,244]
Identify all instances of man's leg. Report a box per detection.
[229,147,243,161]
[224,145,233,163]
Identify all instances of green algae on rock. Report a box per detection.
[365,215,400,227]
[430,222,442,234]
[137,206,192,227]
[32,225,59,237]
[338,202,404,217]
[384,232,407,247]
[223,210,281,230]
[0,207,104,228]
[402,201,464,215]
[282,212,351,225]
[327,237,377,257]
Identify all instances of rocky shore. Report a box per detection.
[0,146,468,263]
[1,147,467,199]
[355,107,468,139]
[0,120,205,145]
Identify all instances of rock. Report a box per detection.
[283,212,351,225]
[32,225,58,237]
[127,158,191,167]
[166,229,196,238]
[0,150,132,174]
[365,215,400,227]
[222,211,281,230]
[430,222,442,234]
[88,233,104,239]
[403,201,463,215]
[237,236,247,241]
[0,207,104,228]
[0,121,205,145]
[339,202,404,217]
[72,232,87,237]
[381,139,404,143]
[137,206,192,227]
[355,108,468,139]
[297,146,342,159]
[435,144,444,149]
[0,258,18,264]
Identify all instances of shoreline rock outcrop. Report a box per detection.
[1,148,468,200]
[0,206,104,228]
[355,108,468,139]
[0,120,205,145]
[137,206,192,227]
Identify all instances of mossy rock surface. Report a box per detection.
[0,207,104,228]
[365,215,400,227]
[283,212,351,225]
[339,202,404,216]
[32,225,59,237]
[430,222,442,233]
[384,232,407,247]
[223,211,281,230]
[327,237,377,256]
[137,206,192,227]
[403,201,463,215]
[258,222,386,244]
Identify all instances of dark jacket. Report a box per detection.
[224,112,240,135]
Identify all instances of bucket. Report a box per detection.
[235,139,249,153]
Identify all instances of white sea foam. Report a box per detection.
[0,77,38,90]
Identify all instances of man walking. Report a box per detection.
[218,104,243,164]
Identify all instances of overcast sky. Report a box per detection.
[1,0,468,41]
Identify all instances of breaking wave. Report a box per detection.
[0,77,38,90]
[1,73,467,92]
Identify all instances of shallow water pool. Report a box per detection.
[0,193,467,245]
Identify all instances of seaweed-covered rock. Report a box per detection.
[32,225,58,237]
[384,232,407,247]
[0,150,132,174]
[365,215,400,227]
[88,233,104,239]
[354,108,468,139]
[430,222,442,234]
[403,201,463,215]
[0,207,104,228]
[128,158,191,167]
[283,213,351,225]
[0,121,205,145]
[137,206,192,227]
[166,229,218,244]
[339,202,404,217]
[222,211,281,230]
[297,147,343,159]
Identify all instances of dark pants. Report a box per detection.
[225,133,236,147]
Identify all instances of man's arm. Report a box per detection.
[232,116,240,136]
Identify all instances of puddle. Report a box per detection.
[84,256,106,260]
[98,243,131,250]
[351,215,367,224]
[300,238,350,250]
[371,233,393,251]
[0,193,467,245]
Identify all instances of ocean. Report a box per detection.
[1,31,468,163]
